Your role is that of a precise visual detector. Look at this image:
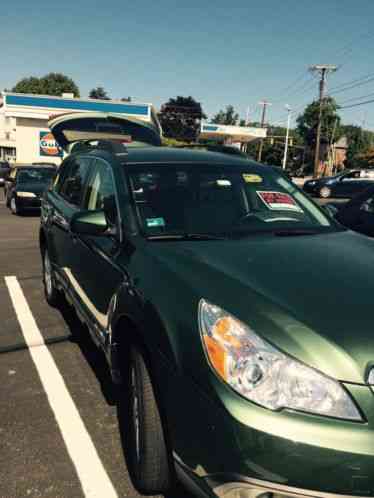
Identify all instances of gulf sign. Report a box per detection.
[39,131,63,157]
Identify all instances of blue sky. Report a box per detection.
[1,0,374,129]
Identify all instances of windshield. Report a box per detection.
[17,168,56,184]
[127,164,338,238]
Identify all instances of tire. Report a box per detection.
[42,248,62,307]
[119,345,172,495]
[319,186,331,199]
[10,196,22,215]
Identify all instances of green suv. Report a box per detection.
[40,113,374,498]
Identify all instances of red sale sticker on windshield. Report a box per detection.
[257,191,303,212]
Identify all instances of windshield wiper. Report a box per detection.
[273,229,321,236]
[228,228,322,239]
[147,232,227,241]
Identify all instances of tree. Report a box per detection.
[121,96,132,102]
[354,147,374,169]
[89,86,110,100]
[296,97,342,149]
[211,105,239,125]
[340,125,373,168]
[12,73,80,97]
[246,123,304,170]
[158,96,206,142]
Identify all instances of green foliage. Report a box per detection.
[340,125,374,167]
[89,86,110,100]
[12,73,80,97]
[211,105,239,125]
[296,97,341,148]
[158,96,206,142]
[246,123,305,171]
[352,147,374,169]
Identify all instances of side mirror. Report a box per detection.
[70,210,108,236]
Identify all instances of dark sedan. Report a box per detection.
[5,165,56,215]
[326,185,374,237]
[303,169,374,198]
[0,161,10,187]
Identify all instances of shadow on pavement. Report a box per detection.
[57,297,118,406]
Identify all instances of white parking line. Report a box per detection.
[5,276,118,498]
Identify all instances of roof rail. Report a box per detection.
[174,143,247,157]
[70,139,128,156]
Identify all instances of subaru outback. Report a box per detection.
[40,112,374,498]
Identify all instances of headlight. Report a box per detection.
[16,191,36,198]
[199,300,362,421]
[307,180,316,186]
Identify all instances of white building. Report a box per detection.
[0,92,159,164]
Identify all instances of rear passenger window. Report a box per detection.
[59,157,92,206]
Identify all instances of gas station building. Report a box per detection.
[0,92,159,164]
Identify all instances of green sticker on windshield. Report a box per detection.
[146,217,165,228]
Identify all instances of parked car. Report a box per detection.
[40,112,374,498]
[5,164,57,215]
[325,185,374,237]
[303,168,374,198]
[0,160,10,187]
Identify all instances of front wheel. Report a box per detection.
[119,345,172,495]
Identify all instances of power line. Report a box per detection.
[339,97,374,110]
[276,72,310,99]
[328,72,374,95]
[336,90,374,106]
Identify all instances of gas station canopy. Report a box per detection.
[199,122,267,144]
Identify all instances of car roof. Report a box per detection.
[106,146,261,168]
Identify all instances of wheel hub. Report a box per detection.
[130,365,141,463]
[44,253,53,297]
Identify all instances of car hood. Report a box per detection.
[147,230,374,383]
[16,182,49,195]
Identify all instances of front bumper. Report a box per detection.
[211,476,374,498]
[168,370,374,498]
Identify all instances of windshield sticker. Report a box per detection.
[257,191,304,213]
[146,217,165,228]
[242,174,262,183]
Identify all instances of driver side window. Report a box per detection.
[83,159,118,225]
[342,171,360,181]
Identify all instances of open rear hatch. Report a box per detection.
[48,112,162,151]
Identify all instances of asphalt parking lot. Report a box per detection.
[0,185,348,498]
[0,192,193,498]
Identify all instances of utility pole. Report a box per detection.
[310,65,337,177]
[282,105,292,170]
[257,101,271,162]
